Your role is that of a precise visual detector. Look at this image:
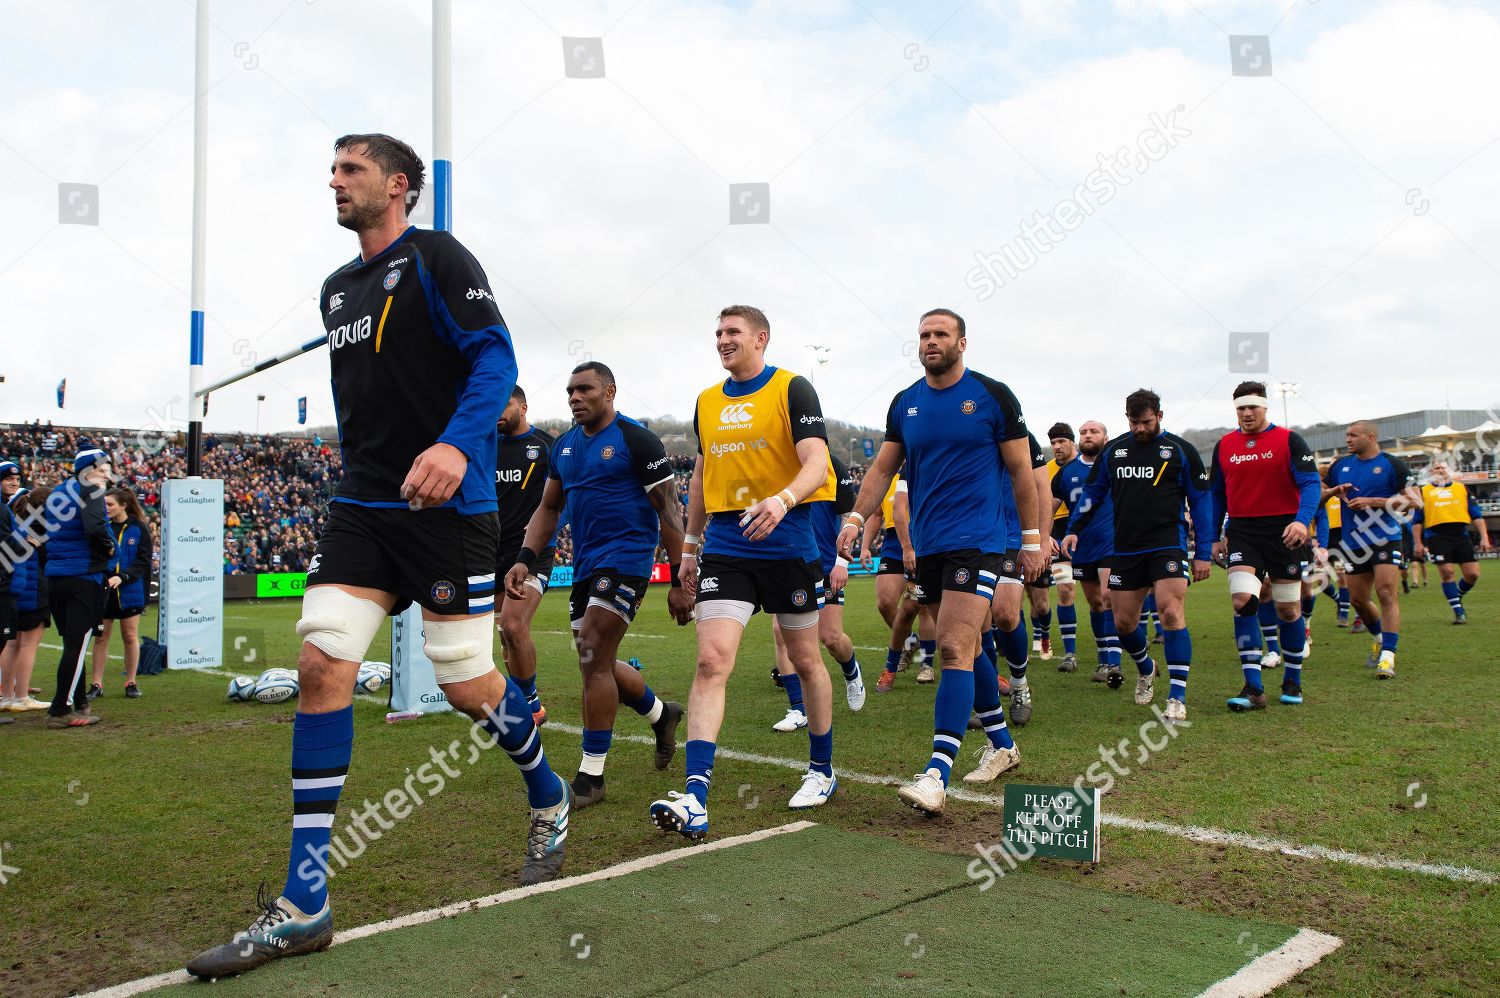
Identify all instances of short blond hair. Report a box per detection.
[718,304,769,335]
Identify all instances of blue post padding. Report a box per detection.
[433,159,453,232]
[189,310,205,365]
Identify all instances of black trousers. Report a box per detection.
[0,591,15,664]
[48,576,103,716]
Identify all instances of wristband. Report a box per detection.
[1021,528,1042,537]
[681,552,698,561]
[516,547,538,570]
[684,533,701,547]
[835,556,849,569]
[778,488,797,511]
[670,563,682,588]
[1020,543,1042,553]
[843,511,866,528]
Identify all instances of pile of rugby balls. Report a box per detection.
[226,662,391,703]
[356,661,391,695]
[227,668,300,704]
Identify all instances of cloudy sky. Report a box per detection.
[3,0,1497,443]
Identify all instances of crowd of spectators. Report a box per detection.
[2,421,872,578]
[2,422,339,577]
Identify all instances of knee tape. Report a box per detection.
[295,587,388,663]
[1270,581,1302,604]
[422,614,497,685]
[775,610,819,631]
[696,599,754,627]
[1228,570,1263,599]
[1050,561,1073,586]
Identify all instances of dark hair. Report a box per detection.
[571,361,616,387]
[1047,422,1074,442]
[106,487,148,524]
[334,134,426,217]
[1233,380,1267,400]
[718,304,769,334]
[920,308,966,336]
[1125,388,1162,419]
[510,385,527,404]
[12,486,49,517]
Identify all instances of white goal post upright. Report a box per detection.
[389,0,455,717]
[161,0,226,670]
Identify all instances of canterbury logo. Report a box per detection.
[719,402,754,424]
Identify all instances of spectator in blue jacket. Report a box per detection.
[88,488,153,700]
[2,487,50,713]
[44,450,115,727]
[0,461,18,724]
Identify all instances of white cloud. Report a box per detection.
[0,0,1495,443]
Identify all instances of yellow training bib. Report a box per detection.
[697,367,835,513]
[1046,458,1068,521]
[1421,482,1472,528]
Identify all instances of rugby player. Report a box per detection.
[188,134,566,980]
[505,362,689,809]
[989,430,1051,727]
[1044,424,1081,671]
[1413,461,1490,624]
[1052,421,1122,684]
[1064,390,1213,722]
[839,308,1043,812]
[1206,382,1321,711]
[494,386,558,725]
[860,475,926,691]
[1321,481,1352,625]
[648,305,842,840]
[1323,421,1419,678]
[769,452,864,730]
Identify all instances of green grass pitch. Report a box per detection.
[4,573,1496,995]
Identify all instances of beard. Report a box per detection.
[921,346,961,377]
[1079,440,1101,457]
[336,193,388,233]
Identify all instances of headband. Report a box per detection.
[1234,395,1269,408]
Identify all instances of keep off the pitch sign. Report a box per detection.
[1002,784,1101,864]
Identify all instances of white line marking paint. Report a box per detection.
[81,821,816,997]
[534,629,665,640]
[42,641,121,661]
[548,723,1499,885]
[1198,928,1343,997]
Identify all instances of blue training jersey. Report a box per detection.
[1000,432,1049,550]
[1323,452,1412,545]
[1054,454,1114,562]
[550,414,673,579]
[806,453,857,576]
[884,369,1029,558]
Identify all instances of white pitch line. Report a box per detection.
[41,641,122,661]
[534,629,665,640]
[546,722,1500,885]
[1198,928,1343,997]
[82,821,816,998]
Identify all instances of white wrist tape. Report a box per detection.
[835,556,849,569]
